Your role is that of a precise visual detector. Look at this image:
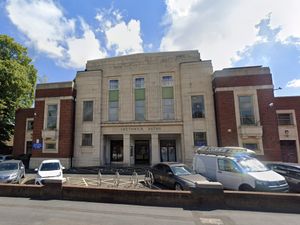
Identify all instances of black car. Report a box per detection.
[266,162,300,192]
[151,162,207,190]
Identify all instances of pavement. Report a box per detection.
[0,197,299,225]
[26,166,152,175]
[21,173,158,189]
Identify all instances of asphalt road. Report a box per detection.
[0,197,299,225]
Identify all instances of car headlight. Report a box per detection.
[184,180,197,188]
[9,173,18,179]
[255,180,269,186]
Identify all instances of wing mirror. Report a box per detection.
[61,166,65,170]
[34,168,38,172]
[167,171,173,176]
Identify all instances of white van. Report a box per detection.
[193,147,289,192]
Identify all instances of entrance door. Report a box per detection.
[160,140,176,162]
[135,140,150,164]
[111,140,123,162]
[280,140,298,163]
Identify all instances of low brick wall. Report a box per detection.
[1,183,300,213]
[63,185,199,207]
[224,191,300,213]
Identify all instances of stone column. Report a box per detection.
[123,134,130,165]
[151,134,160,165]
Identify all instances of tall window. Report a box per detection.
[162,76,174,120]
[238,96,255,125]
[162,75,173,87]
[135,77,144,88]
[277,113,293,125]
[47,104,58,129]
[193,132,207,146]
[191,96,205,118]
[26,119,34,131]
[82,133,93,146]
[109,80,119,121]
[83,101,93,121]
[135,77,145,121]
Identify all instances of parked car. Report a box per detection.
[0,155,14,162]
[151,162,208,190]
[193,146,289,192]
[265,162,300,192]
[0,160,25,184]
[35,159,65,185]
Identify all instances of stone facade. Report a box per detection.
[12,51,300,168]
[73,51,217,167]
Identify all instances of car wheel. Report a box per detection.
[239,184,254,191]
[174,183,183,191]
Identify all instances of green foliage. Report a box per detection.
[0,35,37,146]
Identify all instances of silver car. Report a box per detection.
[0,160,25,184]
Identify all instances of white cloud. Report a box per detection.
[64,19,106,68]
[6,0,106,69]
[95,8,143,55]
[286,79,300,88]
[106,20,143,55]
[160,0,300,69]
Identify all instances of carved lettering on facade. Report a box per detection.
[120,127,161,132]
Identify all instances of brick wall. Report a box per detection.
[32,100,45,157]
[213,74,272,88]
[214,91,239,146]
[257,89,281,161]
[13,108,34,156]
[275,96,300,147]
[58,99,75,158]
[31,98,75,158]
[35,87,74,98]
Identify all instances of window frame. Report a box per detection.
[238,95,255,125]
[191,95,205,119]
[109,79,119,90]
[26,118,34,131]
[46,104,58,130]
[81,133,93,147]
[193,132,207,147]
[83,100,94,122]
[277,113,294,125]
[161,75,173,87]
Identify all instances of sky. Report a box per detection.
[1,0,300,96]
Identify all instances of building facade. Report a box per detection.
[13,51,300,168]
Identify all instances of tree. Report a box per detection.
[0,35,37,147]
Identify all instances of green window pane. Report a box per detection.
[135,88,145,100]
[109,90,119,102]
[162,87,174,99]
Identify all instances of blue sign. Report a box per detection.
[33,143,43,150]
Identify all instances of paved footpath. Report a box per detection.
[0,197,299,225]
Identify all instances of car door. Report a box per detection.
[152,164,163,183]
[216,158,242,190]
[162,165,175,188]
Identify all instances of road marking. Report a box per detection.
[82,178,88,186]
[199,217,224,225]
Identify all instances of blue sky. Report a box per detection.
[1,0,300,96]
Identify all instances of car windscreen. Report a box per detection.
[171,166,192,176]
[236,158,268,172]
[0,163,18,171]
[40,162,60,171]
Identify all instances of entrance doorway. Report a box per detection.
[135,140,150,164]
[110,140,123,162]
[280,140,298,163]
[160,140,176,162]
